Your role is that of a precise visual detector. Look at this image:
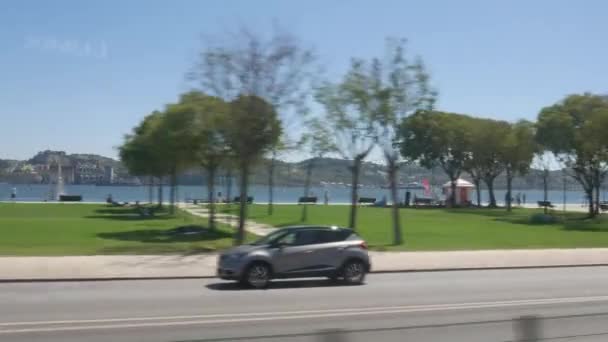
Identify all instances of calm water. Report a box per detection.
[0,182,601,205]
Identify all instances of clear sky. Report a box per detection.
[1,0,607,161]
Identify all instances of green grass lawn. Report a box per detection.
[223,204,608,251]
[3,203,608,255]
[0,203,246,256]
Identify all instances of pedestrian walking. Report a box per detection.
[324,190,329,205]
[516,193,521,206]
[522,193,526,205]
[10,187,16,200]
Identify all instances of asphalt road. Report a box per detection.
[2,267,608,341]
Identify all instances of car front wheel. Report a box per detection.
[342,260,366,285]
[243,263,271,289]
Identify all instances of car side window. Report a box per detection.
[275,232,297,246]
[317,230,351,243]
[293,230,320,246]
[317,230,337,243]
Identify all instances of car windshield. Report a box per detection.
[251,230,289,245]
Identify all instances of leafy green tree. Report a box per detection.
[462,118,510,207]
[179,91,231,229]
[225,95,281,244]
[500,120,537,211]
[298,118,337,222]
[158,103,200,214]
[400,111,472,207]
[463,118,490,206]
[536,94,608,217]
[119,111,169,208]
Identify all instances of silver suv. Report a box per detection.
[217,226,370,288]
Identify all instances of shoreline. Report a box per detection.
[0,200,596,211]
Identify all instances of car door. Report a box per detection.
[271,230,320,275]
[313,230,348,270]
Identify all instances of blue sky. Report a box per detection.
[1,0,607,161]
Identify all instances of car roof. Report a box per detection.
[281,225,351,232]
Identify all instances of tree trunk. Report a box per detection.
[543,170,549,215]
[300,158,314,222]
[485,178,497,208]
[594,184,601,216]
[506,168,513,212]
[388,160,402,245]
[267,151,276,216]
[206,166,217,230]
[586,189,594,217]
[348,158,362,230]
[236,164,249,245]
[169,170,176,215]
[473,178,481,207]
[594,169,601,216]
[148,176,154,204]
[226,169,233,224]
[157,177,163,208]
[450,177,457,208]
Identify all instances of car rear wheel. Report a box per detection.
[243,263,271,289]
[342,260,366,285]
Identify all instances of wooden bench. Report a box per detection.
[358,197,376,205]
[600,202,608,212]
[298,196,317,204]
[537,201,555,208]
[233,196,254,204]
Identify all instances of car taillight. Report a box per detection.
[360,241,368,250]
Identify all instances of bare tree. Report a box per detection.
[299,118,337,222]
[369,38,436,245]
[190,25,317,216]
[316,65,377,230]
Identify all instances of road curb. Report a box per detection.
[2,263,608,283]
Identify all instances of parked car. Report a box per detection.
[217,226,370,288]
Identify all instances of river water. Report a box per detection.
[0,183,602,205]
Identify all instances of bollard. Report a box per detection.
[514,315,542,342]
[317,328,348,342]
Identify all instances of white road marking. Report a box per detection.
[1,295,608,334]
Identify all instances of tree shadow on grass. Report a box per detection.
[85,214,174,221]
[562,217,608,232]
[450,209,608,232]
[97,225,232,244]
[85,206,173,221]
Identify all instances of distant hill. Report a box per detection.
[0,151,587,190]
[26,150,121,168]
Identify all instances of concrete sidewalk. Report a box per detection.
[2,248,608,281]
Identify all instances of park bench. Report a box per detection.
[358,197,376,205]
[600,202,608,212]
[537,201,555,208]
[298,196,317,204]
[59,195,82,202]
[413,197,433,206]
[233,196,254,204]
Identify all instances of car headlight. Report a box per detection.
[227,253,246,260]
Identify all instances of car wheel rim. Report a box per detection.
[344,263,364,282]
[248,265,268,287]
